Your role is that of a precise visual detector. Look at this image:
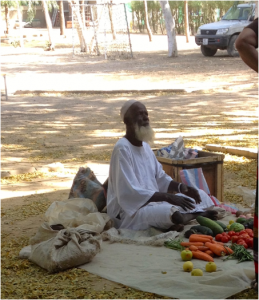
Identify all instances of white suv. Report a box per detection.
[195,3,256,57]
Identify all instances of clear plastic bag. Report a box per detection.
[237,186,256,208]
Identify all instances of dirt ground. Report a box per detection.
[1,30,258,299]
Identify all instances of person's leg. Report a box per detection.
[171,210,218,225]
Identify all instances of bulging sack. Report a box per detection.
[29,228,101,273]
[44,198,112,233]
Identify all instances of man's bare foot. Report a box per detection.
[171,211,184,224]
[168,224,185,232]
[200,210,218,220]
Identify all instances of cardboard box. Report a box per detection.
[154,150,225,201]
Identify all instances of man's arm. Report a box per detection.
[236,28,258,73]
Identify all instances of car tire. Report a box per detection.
[201,45,217,57]
[227,35,240,57]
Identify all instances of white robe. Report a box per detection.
[107,138,214,230]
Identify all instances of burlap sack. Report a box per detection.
[29,228,101,273]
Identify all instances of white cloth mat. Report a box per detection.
[80,241,254,299]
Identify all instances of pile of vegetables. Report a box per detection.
[164,233,234,262]
[165,215,255,264]
[215,228,254,249]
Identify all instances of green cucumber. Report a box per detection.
[189,225,214,236]
[214,220,227,231]
[196,216,224,236]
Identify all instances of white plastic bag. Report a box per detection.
[29,228,101,273]
[237,186,256,208]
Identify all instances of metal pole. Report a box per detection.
[3,74,8,101]
[124,3,133,58]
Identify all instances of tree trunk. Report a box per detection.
[58,1,66,35]
[80,0,85,29]
[143,0,152,41]
[159,0,178,57]
[16,0,24,47]
[184,1,190,43]
[69,0,88,52]
[255,1,258,19]
[108,3,116,40]
[5,5,9,35]
[42,0,55,50]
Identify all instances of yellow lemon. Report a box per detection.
[191,269,203,276]
[205,262,217,272]
[183,261,193,272]
[229,220,235,225]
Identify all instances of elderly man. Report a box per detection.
[236,17,258,73]
[107,100,218,231]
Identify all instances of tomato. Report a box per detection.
[239,230,247,235]
[227,231,236,237]
[246,238,254,248]
[221,236,230,243]
[221,232,228,236]
[245,229,253,234]
[248,231,254,238]
[215,234,223,241]
[237,239,248,248]
[239,234,250,240]
[231,235,239,243]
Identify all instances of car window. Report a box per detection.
[222,6,253,20]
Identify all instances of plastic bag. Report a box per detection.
[237,186,256,208]
[29,228,101,273]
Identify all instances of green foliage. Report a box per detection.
[0,1,17,8]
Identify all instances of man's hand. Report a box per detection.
[166,194,196,211]
[180,184,202,204]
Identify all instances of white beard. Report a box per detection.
[134,124,155,144]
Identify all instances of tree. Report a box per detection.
[69,0,88,52]
[58,0,65,35]
[108,2,116,40]
[79,0,85,29]
[184,1,190,43]
[144,0,152,41]
[159,0,178,57]
[255,0,259,18]
[16,0,24,47]
[0,1,17,34]
[42,0,55,50]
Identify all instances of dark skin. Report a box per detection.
[124,102,218,231]
[236,26,258,73]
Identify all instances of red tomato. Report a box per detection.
[215,234,223,241]
[239,234,250,240]
[247,238,254,248]
[248,231,254,238]
[228,231,236,237]
[245,229,253,234]
[231,235,239,243]
[237,239,248,249]
[239,230,247,235]
[221,232,228,236]
[221,236,230,243]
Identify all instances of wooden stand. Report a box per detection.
[153,150,225,201]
